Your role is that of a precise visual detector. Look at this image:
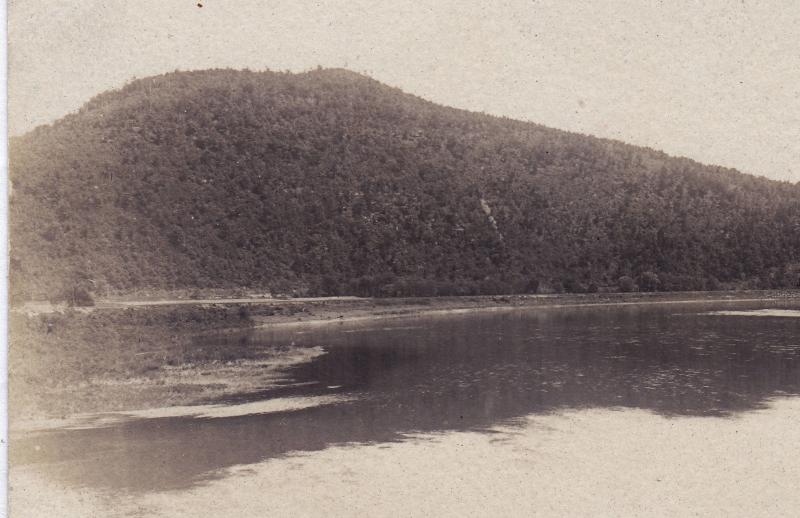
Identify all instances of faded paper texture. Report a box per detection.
[7,2,800,517]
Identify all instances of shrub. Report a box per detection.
[706,276,722,291]
[618,276,637,293]
[69,288,95,307]
[49,285,95,307]
[638,271,661,292]
[524,279,540,294]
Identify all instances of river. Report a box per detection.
[11,300,800,516]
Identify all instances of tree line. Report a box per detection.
[9,68,800,303]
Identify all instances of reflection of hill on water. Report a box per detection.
[14,302,800,493]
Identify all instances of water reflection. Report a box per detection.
[13,301,800,493]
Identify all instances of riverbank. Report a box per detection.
[10,290,799,424]
[244,289,800,328]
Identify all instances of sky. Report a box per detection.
[8,0,800,182]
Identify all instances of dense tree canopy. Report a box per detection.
[9,68,800,300]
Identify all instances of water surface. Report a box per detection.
[13,300,800,494]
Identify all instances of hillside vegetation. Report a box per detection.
[9,68,800,301]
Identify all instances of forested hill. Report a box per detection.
[9,68,800,301]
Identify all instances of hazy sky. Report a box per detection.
[9,0,800,182]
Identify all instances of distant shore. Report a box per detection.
[18,288,800,320]
[242,290,800,329]
[10,290,800,426]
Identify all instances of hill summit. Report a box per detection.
[9,68,800,300]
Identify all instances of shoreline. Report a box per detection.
[249,292,797,330]
[18,289,800,318]
[10,290,800,427]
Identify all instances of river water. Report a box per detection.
[11,300,800,516]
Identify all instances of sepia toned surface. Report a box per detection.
[7,1,800,516]
[10,302,800,516]
[9,1,800,182]
[13,400,800,517]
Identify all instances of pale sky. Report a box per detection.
[8,0,800,182]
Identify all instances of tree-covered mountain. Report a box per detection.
[9,68,800,301]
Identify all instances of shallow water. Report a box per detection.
[11,300,800,502]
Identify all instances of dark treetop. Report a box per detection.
[9,68,800,300]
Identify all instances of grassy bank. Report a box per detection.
[10,290,799,422]
[9,304,306,421]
